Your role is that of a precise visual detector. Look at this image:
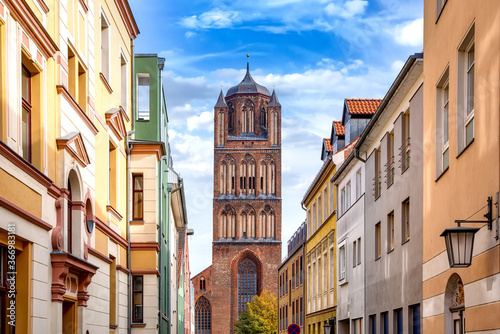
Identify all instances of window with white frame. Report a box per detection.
[356,168,362,199]
[120,53,128,110]
[346,181,351,209]
[307,209,312,237]
[329,235,334,304]
[323,187,328,221]
[353,239,357,268]
[137,74,150,120]
[312,202,317,233]
[100,12,110,81]
[436,67,450,175]
[457,24,475,153]
[317,195,322,226]
[340,187,345,216]
[338,241,347,283]
[329,180,335,215]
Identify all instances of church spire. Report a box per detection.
[269,89,281,107]
[214,90,228,108]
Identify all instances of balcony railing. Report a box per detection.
[385,155,395,187]
[399,137,411,172]
[373,171,382,199]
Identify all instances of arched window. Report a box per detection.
[260,161,267,195]
[241,212,247,238]
[238,258,257,315]
[248,212,256,238]
[195,297,211,334]
[248,160,256,195]
[220,162,227,195]
[260,106,266,127]
[240,161,247,195]
[218,111,225,146]
[67,181,73,254]
[228,104,235,129]
[200,277,206,291]
[259,212,266,239]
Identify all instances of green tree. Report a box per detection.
[234,290,278,334]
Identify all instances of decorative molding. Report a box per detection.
[130,143,165,161]
[95,217,128,249]
[105,109,126,141]
[4,0,58,58]
[0,140,53,189]
[51,199,63,250]
[131,242,160,252]
[119,106,130,122]
[87,247,113,264]
[56,132,90,168]
[57,85,99,135]
[106,205,123,221]
[99,73,113,94]
[131,269,160,277]
[0,195,52,231]
[114,0,139,39]
[77,0,88,12]
[116,264,130,274]
[48,184,62,199]
[34,0,49,13]
[50,251,98,306]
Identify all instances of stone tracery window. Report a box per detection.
[195,296,211,334]
[238,258,257,315]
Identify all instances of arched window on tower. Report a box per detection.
[218,111,225,146]
[268,212,275,239]
[241,212,247,238]
[228,104,235,129]
[269,161,276,196]
[240,161,247,195]
[220,162,227,195]
[259,211,266,239]
[260,161,267,196]
[200,277,206,291]
[195,297,211,334]
[238,258,257,315]
[248,160,256,195]
[229,211,236,238]
[229,159,235,194]
[260,106,266,128]
[220,212,227,239]
[248,211,256,238]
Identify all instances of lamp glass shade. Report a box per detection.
[324,323,332,334]
[441,226,479,268]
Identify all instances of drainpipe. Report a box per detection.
[126,38,136,334]
[159,155,168,333]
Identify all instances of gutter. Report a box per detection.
[126,38,136,334]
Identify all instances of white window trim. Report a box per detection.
[338,238,348,284]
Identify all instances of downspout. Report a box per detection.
[126,39,136,334]
[159,155,167,333]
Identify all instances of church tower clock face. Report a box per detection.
[193,63,282,333]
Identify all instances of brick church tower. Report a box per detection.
[192,63,282,334]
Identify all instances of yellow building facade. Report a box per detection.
[278,222,306,333]
[0,0,139,332]
[422,0,500,332]
[303,156,337,334]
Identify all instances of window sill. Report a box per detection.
[131,323,146,328]
[375,255,381,261]
[131,220,145,225]
[387,248,394,255]
[109,324,118,329]
[401,238,410,246]
[456,138,474,159]
[435,166,449,182]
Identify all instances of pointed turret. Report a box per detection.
[214,90,228,108]
[268,90,281,107]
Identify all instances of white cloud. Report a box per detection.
[324,0,368,19]
[185,31,196,38]
[180,9,241,30]
[187,111,213,132]
[393,18,423,46]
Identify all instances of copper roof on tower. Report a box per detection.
[226,63,270,97]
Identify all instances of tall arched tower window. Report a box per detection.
[260,106,266,127]
[238,258,257,315]
[220,162,227,195]
[228,104,235,129]
[249,160,256,195]
[260,161,267,195]
[240,161,247,195]
[218,111,225,146]
[195,297,211,334]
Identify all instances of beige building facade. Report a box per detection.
[422,0,500,333]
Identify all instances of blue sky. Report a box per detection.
[129,0,423,276]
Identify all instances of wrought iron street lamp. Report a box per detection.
[323,316,336,334]
[441,197,493,268]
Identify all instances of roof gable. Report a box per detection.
[341,99,382,125]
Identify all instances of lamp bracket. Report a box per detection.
[455,197,492,230]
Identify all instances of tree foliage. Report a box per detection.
[234,290,278,334]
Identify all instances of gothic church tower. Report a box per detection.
[192,63,282,334]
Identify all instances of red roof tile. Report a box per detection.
[333,121,345,136]
[324,138,333,152]
[345,99,382,116]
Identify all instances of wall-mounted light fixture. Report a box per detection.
[323,316,336,334]
[441,197,492,268]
